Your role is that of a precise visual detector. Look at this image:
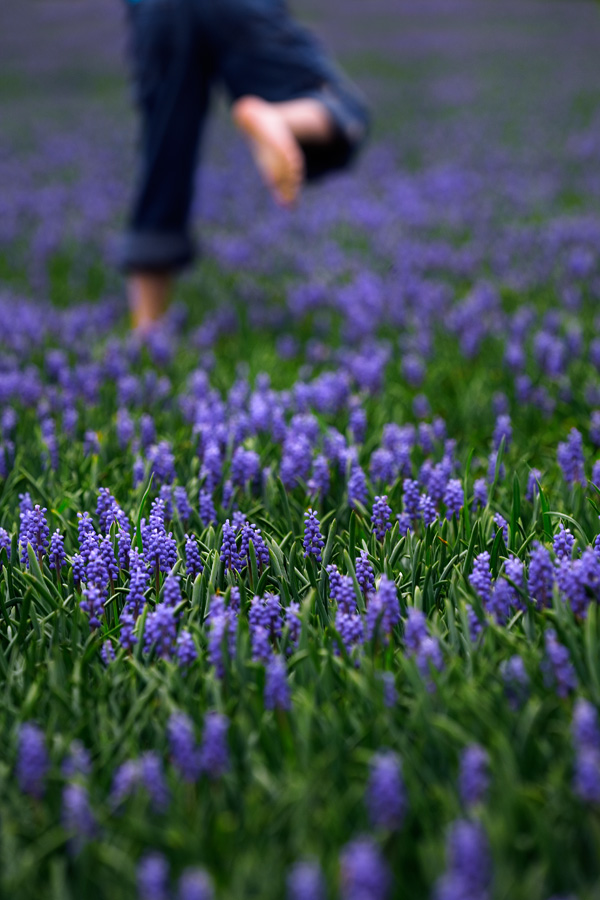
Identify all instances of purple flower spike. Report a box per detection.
[469,551,493,607]
[303,508,325,562]
[137,852,170,900]
[557,428,585,487]
[340,836,390,900]
[185,533,204,579]
[528,543,555,608]
[500,655,529,710]
[265,654,291,711]
[220,519,242,571]
[168,712,201,782]
[434,819,492,900]
[62,782,97,853]
[287,861,326,900]
[366,750,406,830]
[144,605,177,659]
[459,744,490,808]
[16,722,49,799]
[543,628,577,697]
[404,607,427,653]
[178,868,215,900]
[371,495,392,541]
[356,550,375,595]
[176,630,197,669]
[49,529,66,571]
[80,583,105,629]
[199,712,229,779]
[348,464,368,509]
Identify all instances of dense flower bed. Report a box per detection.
[2,1,600,898]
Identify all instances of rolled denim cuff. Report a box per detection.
[317,83,370,152]
[115,230,196,272]
[301,82,371,180]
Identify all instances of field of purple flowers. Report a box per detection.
[3,1,600,898]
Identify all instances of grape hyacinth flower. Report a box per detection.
[185,533,204,579]
[402,478,421,524]
[459,744,490,809]
[163,573,181,608]
[381,672,397,708]
[526,468,542,502]
[573,698,600,749]
[250,623,272,665]
[80,583,105,629]
[500,655,530,709]
[371,495,392,541]
[528,543,555,608]
[327,563,343,601]
[285,601,302,650]
[443,479,464,519]
[158,484,174,520]
[415,636,444,687]
[176,630,197,669]
[240,521,270,569]
[493,414,512,452]
[220,519,242,571]
[356,549,375,596]
[543,628,577,697]
[101,640,115,665]
[168,712,201,782]
[144,605,177,659]
[419,493,437,527]
[0,527,10,566]
[137,852,170,900]
[118,529,131,571]
[16,722,49,799]
[493,513,509,544]
[287,861,326,900]
[366,751,406,831]
[572,699,600,805]
[308,454,330,498]
[199,489,217,527]
[199,712,229,779]
[335,610,364,657]
[366,576,400,641]
[404,607,428,653]
[62,740,92,779]
[62,782,97,853]
[340,836,390,900]
[140,752,170,812]
[348,464,368,509]
[469,551,493,607]
[303,509,325,562]
[472,478,488,510]
[553,524,575,561]
[434,819,492,900]
[557,428,586,487]
[208,607,237,676]
[264,654,292,711]
[49,529,66,571]
[178,868,215,900]
[174,486,192,523]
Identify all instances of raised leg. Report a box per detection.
[231,96,335,206]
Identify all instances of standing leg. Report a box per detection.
[120,0,213,330]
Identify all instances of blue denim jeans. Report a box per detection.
[118,0,370,271]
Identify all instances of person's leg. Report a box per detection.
[129,271,172,332]
[120,0,213,330]
[231,96,336,206]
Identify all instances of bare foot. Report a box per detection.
[232,96,304,207]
